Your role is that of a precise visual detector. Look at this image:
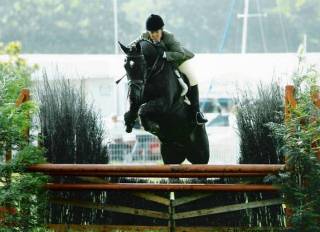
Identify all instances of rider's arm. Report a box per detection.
[129,32,149,47]
[164,33,186,62]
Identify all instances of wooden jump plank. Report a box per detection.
[44,183,279,192]
[75,177,171,205]
[132,192,170,206]
[27,164,286,174]
[174,198,284,220]
[173,193,213,206]
[47,224,285,232]
[50,197,168,219]
[37,171,276,177]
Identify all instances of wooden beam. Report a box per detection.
[47,224,285,232]
[132,192,170,206]
[27,164,286,175]
[75,178,171,205]
[174,198,284,220]
[39,171,276,177]
[76,176,109,183]
[50,197,168,220]
[173,193,212,207]
[44,183,279,192]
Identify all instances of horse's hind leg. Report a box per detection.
[187,125,210,164]
[160,141,186,164]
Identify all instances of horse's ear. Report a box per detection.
[118,41,130,54]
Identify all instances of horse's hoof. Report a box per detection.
[126,126,133,133]
[196,112,208,125]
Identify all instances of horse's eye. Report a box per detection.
[129,60,135,68]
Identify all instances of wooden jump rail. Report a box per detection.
[27,163,285,174]
[27,163,286,231]
[27,164,285,192]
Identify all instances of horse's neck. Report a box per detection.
[146,62,180,99]
[147,61,170,81]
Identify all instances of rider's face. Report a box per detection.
[148,29,162,42]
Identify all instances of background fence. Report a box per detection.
[106,112,240,164]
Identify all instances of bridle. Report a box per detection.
[125,54,146,106]
[124,41,166,106]
[116,39,166,84]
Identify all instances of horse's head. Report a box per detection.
[119,41,146,82]
[119,39,161,104]
[118,41,147,117]
[118,39,160,81]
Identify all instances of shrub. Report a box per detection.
[267,50,320,231]
[0,41,50,231]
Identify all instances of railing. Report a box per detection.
[27,163,285,232]
[27,163,284,192]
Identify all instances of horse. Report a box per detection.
[118,39,210,164]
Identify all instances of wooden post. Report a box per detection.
[284,85,297,123]
[15,88,30,144]
[5,150,12,163]
[310,85,320,160]
[168,192,175,232]
[284,85,297,227]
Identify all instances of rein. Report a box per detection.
[145,54,165,82]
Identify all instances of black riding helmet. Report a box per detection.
[146,14,164,31]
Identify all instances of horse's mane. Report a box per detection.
[138,40,159,67]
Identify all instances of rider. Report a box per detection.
[130,14,208,125]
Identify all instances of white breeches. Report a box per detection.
[177,58,198,86]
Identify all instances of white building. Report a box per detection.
[23,52,320,117]
[17,52,320,164]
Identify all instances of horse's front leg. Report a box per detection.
[138,97,169,135]
[124,110,138,133]
[124,81,144,133]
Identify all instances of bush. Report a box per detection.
[0,41,50,231]
[267,50,320,231]
[35,71,109,224]
[234,79,286,227]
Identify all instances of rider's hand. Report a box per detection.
[155,44,166,59]
[158,49,165,58]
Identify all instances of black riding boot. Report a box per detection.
[187,85,208,125]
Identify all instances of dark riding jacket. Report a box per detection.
[130,30,195,68]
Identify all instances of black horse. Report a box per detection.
[118,40,209,164]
